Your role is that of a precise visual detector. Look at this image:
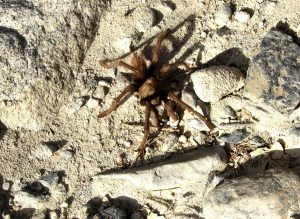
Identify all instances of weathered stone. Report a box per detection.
[249,136,267,147]
[218,128,250,143]
[244,29,300,115]
[191,66,245,103]
[0,1,105,130]
[132,6,156,32]
[93,147,227,191]
[234,11,251,23]
[214,4,233,26]
[203,168,300,219]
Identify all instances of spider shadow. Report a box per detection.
[141,14,197,66]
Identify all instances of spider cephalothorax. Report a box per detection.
[98,30,215,159]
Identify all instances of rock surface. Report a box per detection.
[92,147,227,217]
[244,29,300,115]
[203,167,300,219]
[191,66,245,103]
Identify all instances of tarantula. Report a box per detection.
[98,30,215,159]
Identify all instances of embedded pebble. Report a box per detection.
[223,105,237,118]
[160,133,178,152]
[66,98,85,114]
[2,181,10,191]
[214,4,233,26]
[133,6,156,32]
[187,118,209,132]
[178,135,187,143]
[161,1,176,11]
[191,66,245,103]
[33,144,54,159]
[218,129,250,143]
[93,86,108,99]
[86,97,99,109]
[234,11,251,23]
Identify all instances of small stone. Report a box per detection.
[249,136,267,147]
[178,135,187,143]
[270,142,284,159]
[234,11,251,23]
[218,129,250,143]
[66,98,85,114]
[160,133,178,152]
[2,181,11,191]
[223,105,237,118]
[215,4,233,26]
[86,97,99,109]
[187,118,209,132]
[161,1,176,11]
[33,144,54,159]
[203,168,300,219]
[133,7,156,32]
[12,191,46,210]
[93,86,108,99]
[38,172,67,198]
[191,66,245,103]
[60,149,74,159]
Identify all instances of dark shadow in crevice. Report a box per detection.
[276,21,300,46]
[86,195,144,218]
[202,47,250,75]
[0,121,7,140]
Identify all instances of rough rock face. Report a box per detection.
[203,168,300,219]
[0,1,106,130]
[191,66,245,103]
[244,29,300,115]
[92,147,227,217]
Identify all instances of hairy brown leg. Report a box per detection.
[99,59,139,72]
[168,91,216,131]
[150,106,159,127]
[98,84,136,118]
[152,30,170,65]
[139,101,151,160]
[164,99,179,121]
[159,61,192,80]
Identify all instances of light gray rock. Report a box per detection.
[93,146,227,191]
[244,29,300,115]
[203,167,300,219]
[249,136,267,147]
[12,191,47,210]
[215,4,233,26]
[191,66,245,103]
[218,128,250,143]
[132,6,156,32]
[234,11,251,23]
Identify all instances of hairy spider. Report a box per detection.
[98,30,215,159]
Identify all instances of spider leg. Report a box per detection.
[160,61,192,80]
[164,99,179,122]
[167,91,216,131]
[99,59,139,73]
[152,29,170,65]
[150,105,159,127]
[98,84,136,118]
[139,101,151,160]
